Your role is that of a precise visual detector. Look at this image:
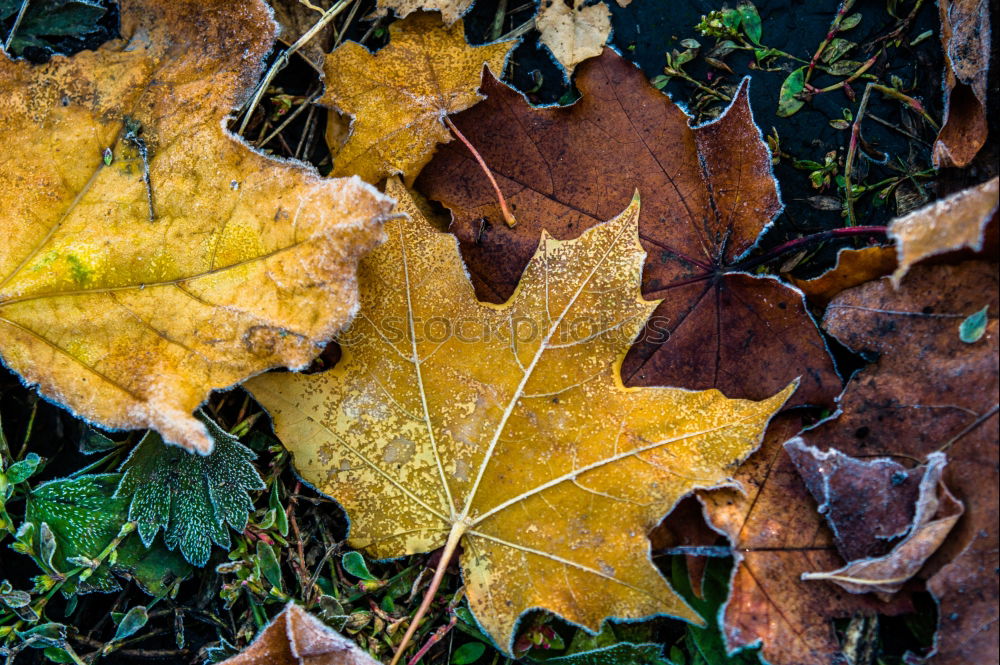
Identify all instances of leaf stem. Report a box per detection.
[444,115,517,227]
[388,522,466,665]
[736,226,887,272]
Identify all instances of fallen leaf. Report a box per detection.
[322,12,512,185]
[115,413,265,567]
[698,415,907,665]
[373,0,474,26]
[802,261,998,663]
[787,245,897,307]
[0,0,393,453]
[889,176,999,286]
[536,0,612,77]
[219,603,379,665]
[247,179,793,652]
[933,0,992,167]
[790,445,964,597]
[417,50,839,406]
[784,437,923,561]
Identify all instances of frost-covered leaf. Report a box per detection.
[23,474,191,595]
[0,0,393,453]
[322,12,513,185]
[247,179,793,652]
[115,413,265,567]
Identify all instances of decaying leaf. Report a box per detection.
[22,474,191,596]
[785,437,924,561]
[417,50,839,406]
[802,261,998,663]
[219,603,378,665]
[787,245,897,307]
[889,176,999,286]
[115,413,265,566]
[790,444,964,597]
[322,12,513,185]
[0,0,393,453]
[698,415,906,665]
[247,179,793,652]
[373,0,474,26]
[933,0,992,168]
[536,0,612,77]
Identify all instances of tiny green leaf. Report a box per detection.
[114,413,264,567]
[839,13,862,30]
[777,67,807,117]
[341,551,377,581]
[112,606,148,643]
[452,641,487,664]
[959,306,989,343]
[6,453,41,484]
[737,3,762,44]
[256,541,282,590]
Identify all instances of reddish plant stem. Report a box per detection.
[736,225,887,272]
[444,115,517,227]
[406,611,458,665]
[805,0,856,84]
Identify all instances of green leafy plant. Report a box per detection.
[115,413,265,567]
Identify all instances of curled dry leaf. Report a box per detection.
[698,414,907,665]
[933,0,992,168]
[785,437,923,561]
[247,179,793,652]
[322,12,513,185]
[787,245,897,308]
[804,261,998,663]
[373,0,474,26]
[219,603,378,665]
[417,49,839,406]
[0,0,393,452]
[889,176,999,286]
[790,445,964,597]
[536,0,612,77]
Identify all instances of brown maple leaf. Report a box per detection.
[802,261,997,663]
[416,48,839,406]
[697,413,910,665]
[0,0,393,452]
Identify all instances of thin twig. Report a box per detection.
[257,90,321,148]
[237,0,353,135]
[844,83,875,226]
[3,0,30,51]
[805,0,856,84]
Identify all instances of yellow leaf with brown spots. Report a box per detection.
[246,178,794,652]
[0,0,394,453]
[322,12,512,185]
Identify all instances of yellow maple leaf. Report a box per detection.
[248,178,793,651]
[0,0,394,453]
[323,12,512,185]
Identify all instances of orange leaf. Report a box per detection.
[0,0,393,452]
